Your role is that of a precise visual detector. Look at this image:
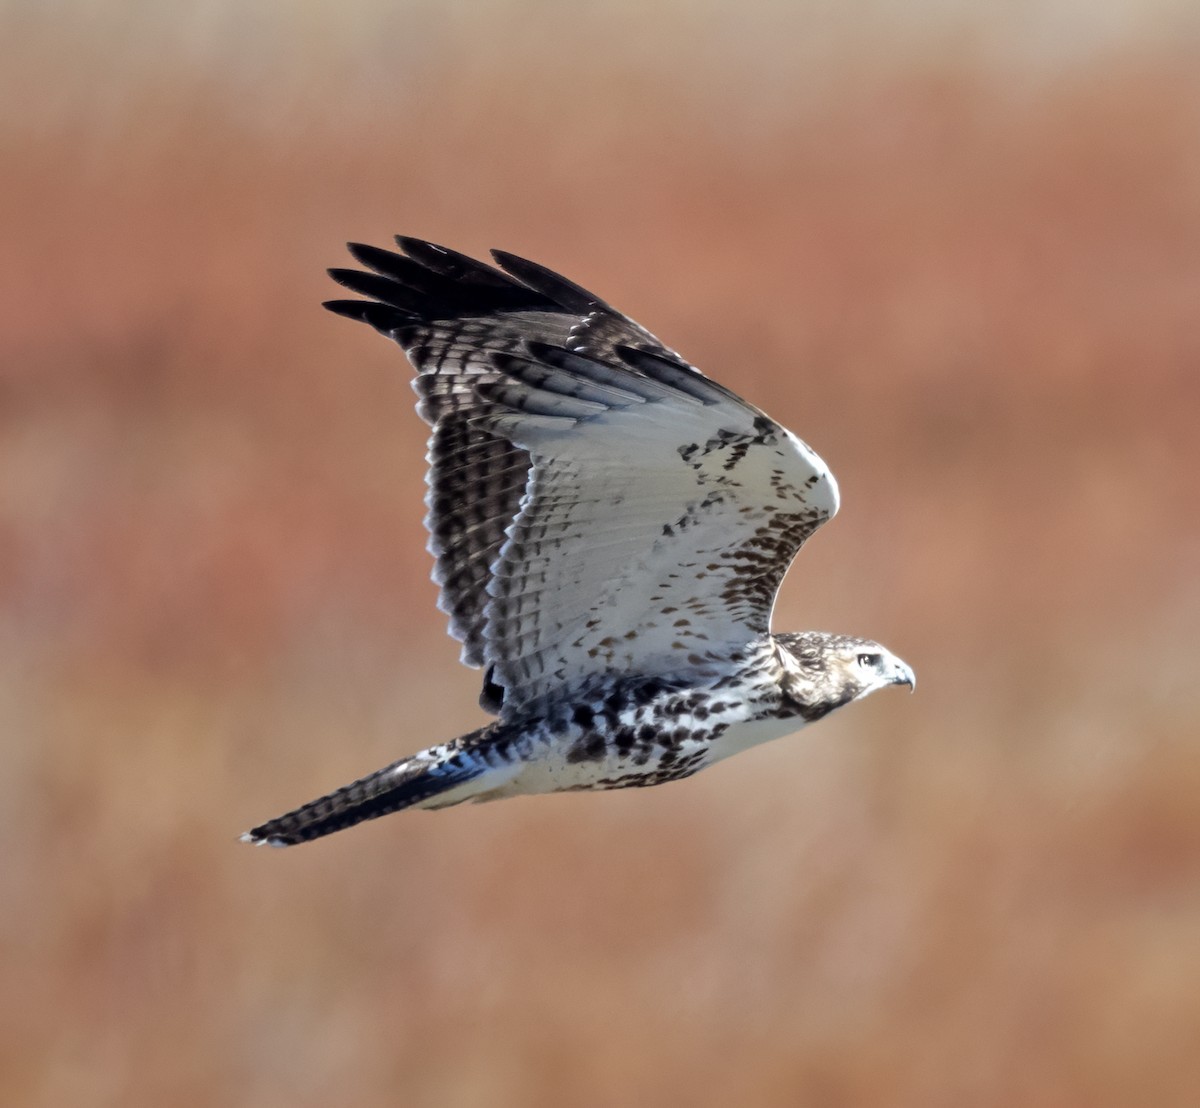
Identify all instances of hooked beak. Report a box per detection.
[891,658,916,693]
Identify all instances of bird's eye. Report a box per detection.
[857,653,881,668]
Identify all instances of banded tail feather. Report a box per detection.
[242,728,511,847]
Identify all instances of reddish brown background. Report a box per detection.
[5,3,1200,1105]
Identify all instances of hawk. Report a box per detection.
[243,237,914,846]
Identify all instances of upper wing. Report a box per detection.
[325,238,839,716]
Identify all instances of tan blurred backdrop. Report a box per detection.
[4,2,1200,1105]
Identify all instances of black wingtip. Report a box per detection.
[326,238,598,325]
[395,235,453,258]
[327,265,375,292]
[328,267,427,311]
[322,297,374,320]
[346,240,402,270]
[490,249,605,313]
[323,298,415,334]
[398,236,521,288]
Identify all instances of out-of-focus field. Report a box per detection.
[4,3,1200,1105]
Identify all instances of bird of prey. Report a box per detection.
[243,237,913,846]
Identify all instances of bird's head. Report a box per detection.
[773,631,915,721]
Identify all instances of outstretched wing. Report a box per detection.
[326,238,839,716]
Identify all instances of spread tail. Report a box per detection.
[241,728,513,847]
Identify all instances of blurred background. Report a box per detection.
[4,1,1200,1104]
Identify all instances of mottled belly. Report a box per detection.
[501,712,803,797]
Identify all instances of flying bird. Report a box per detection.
[243,237,913,846]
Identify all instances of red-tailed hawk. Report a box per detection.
[244,238,913,846]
